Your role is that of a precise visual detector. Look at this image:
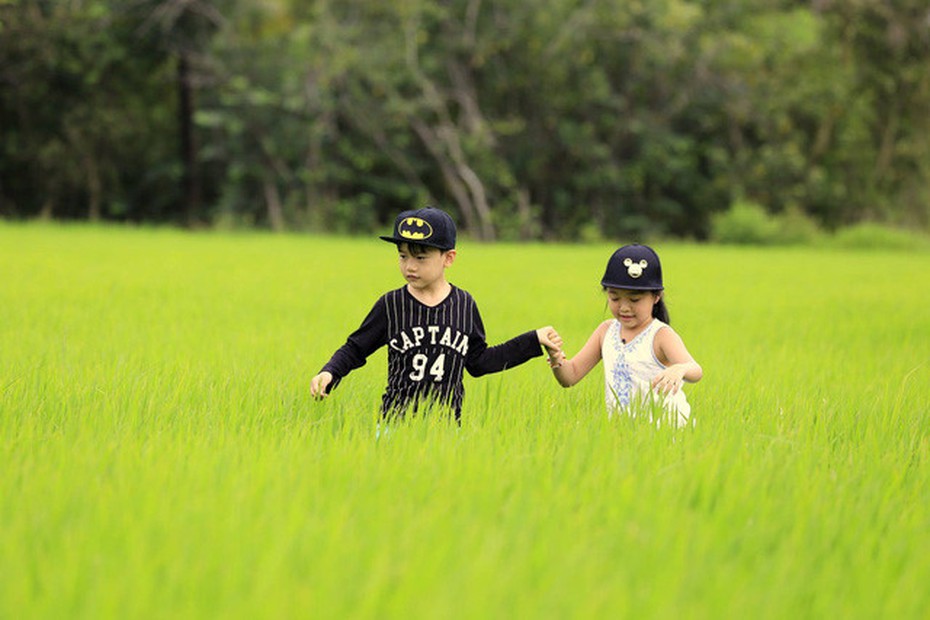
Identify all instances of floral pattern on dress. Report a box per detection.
[605,321,633,410]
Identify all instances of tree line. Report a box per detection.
[2,0,928,241]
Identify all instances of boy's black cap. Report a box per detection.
[379,206,456,250]
[601,244,663,290]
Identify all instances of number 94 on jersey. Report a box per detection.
[409,353,446,382]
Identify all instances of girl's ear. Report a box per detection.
[653,292,662,304]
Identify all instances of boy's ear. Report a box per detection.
[443,249,457,267]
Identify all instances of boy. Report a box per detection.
[310,206,561,419]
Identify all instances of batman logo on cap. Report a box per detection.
[398,217,433,240]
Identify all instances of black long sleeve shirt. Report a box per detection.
[321,285,543,418]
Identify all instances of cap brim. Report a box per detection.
[379,235,451,249]
[601,280,663,291]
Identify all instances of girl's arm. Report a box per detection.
[550,321,610,387]
[651,326,703,394]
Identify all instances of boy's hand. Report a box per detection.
[310,371,334,399]
[537,326,565,368]
[536,326,562,353]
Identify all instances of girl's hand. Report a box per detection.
[546,349,566,369]
[651,365,687,394]
[310,371,334,399]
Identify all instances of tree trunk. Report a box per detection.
[86,153,102,221]
[410,117,479,238]
[39,198,54,220]
[874,102,899,188]
[516,187,534,241]
[177,51,200,225]
[263,177,285,232]
[403,23,496,241]
[407,109,495,241]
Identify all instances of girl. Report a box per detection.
[547,244,702,426]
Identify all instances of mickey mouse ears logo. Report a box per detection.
[623,257,648,278]
[398,217,433,240]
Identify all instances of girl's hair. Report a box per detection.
[653,294,670,324]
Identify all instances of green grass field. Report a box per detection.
[2,223,928,618]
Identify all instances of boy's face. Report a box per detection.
[397,243,456,291]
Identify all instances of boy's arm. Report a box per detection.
[465,330,544,377]
[463,305,544,377]
[312,296,388,396]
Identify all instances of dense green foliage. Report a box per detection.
[2,224,929,618]
[2,1,929,239]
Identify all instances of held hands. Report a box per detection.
[536,326,565,369]
[310,371,334,400]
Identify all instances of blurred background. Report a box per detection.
[1,0,928,242]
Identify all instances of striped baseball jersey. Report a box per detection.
[321,285,543,418]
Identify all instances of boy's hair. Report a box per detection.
[398,242,444,256]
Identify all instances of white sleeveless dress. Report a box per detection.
[601,318,691,427]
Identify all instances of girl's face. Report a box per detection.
[606,287,660,331]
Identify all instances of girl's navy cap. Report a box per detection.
[601,244,663,290]
[379,206,457,250]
